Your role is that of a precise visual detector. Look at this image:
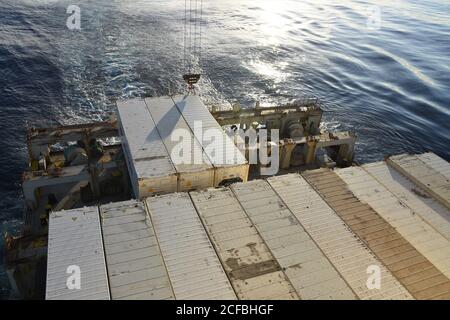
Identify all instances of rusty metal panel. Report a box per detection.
[363,162,450,242]
[231,179,356,300]
[145,96,214,191]
[214,164,250,187]
[190,188,299,300]
[172,95,249,186]
[271,173,413,300]
[137,172,178,198]
[145,193,236,300]
[387,154,450,210]
[418,153,450,179]
[46,206,110,300]
[116,99,177,198]
[100,200,174,300]
[336,166,450,280]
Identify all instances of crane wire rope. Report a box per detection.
[183,0,203,91]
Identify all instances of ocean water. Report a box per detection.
[0,0,449,298]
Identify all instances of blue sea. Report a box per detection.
[0,0,449,298]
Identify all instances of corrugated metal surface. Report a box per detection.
[190,188,299,300]
[387,154,450,210]
[116,99,177,198]
[363,162,450,242]
[46,207,110,300]
[269,174,412,300]
[325,167,450,299]
[336,166,450,277]
[145,96,214,191]
[172,95,249,186]
[231,179,356,300]
[418,153,450,179]
[303,169,450,300]
[145,193,236,300]
[100,200,174,300]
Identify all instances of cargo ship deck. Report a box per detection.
[41,152,450,300]
[4,94,450,300]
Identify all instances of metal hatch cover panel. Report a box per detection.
[100,200,175,300]
[146,193,236,300]
[387,154,450,210]
[363,162,450,242]
[46,206,110,300]
[116,99,177,197]
[268,174,413,300]
[190,187,299,300]
[231,179,357,300]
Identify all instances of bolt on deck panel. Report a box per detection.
[269,174,412,300]
[145,193,236,300]
[46,207,110,300]
[231,179,357,300]
[190,188,299,300]
[387,154,450,210]
[100,200,174,300]
[303,168,450,300]
[363,162,450,242]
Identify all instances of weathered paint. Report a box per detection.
[146,193,236,300]
[172,95,249,186]
[46,207,110,300]
[231,179,356,300]
[100,200,174,300]
[145,96,214,191]
[336,166,450,279]
[44,152,450,300]
[304,168,450,299]
[190,188,299,300]
[387,154,450,210]
[269,174,412,300]
[116,99,177,198]
[363,162,450,242]
[418,153,450,179]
